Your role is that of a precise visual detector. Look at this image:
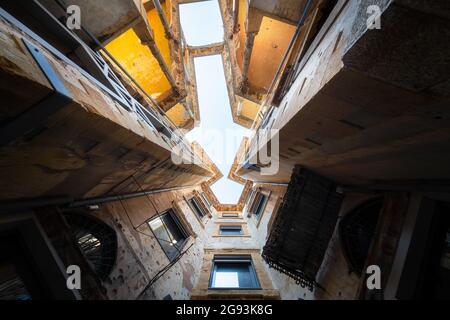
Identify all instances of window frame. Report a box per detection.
[221,212,240,218]
[208,255,261,290]
[187,195,209,221]
[219,225,243,235]
[147,209,190,262]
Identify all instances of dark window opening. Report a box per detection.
[209,256,260,289]
[262,166,344,290]
[148,210,189,262]
[219,225,243,235]
[252,193,268,220]
[339,198,383,275]
[64,212,118,280]
[222,213,239,218]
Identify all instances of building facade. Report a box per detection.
[0,0,449,300]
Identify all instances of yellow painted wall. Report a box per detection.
[105,28,171,101]
[163,0,172,23]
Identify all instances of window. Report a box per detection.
[188,197,207,219]
[222,212,239,218]
[148,210,189,261]
[251,193,268,220]
[219,225,243,235]
[64,212,118,280]
[209,256,260,289]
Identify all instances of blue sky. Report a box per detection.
[180,1,250,204]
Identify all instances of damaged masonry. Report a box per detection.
[0,0,449,301]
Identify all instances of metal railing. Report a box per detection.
[250,0,315,130]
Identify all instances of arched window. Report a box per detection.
[339,198,383,275]
[64,212,117,280]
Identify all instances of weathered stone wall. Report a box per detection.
[83,187,214,300]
